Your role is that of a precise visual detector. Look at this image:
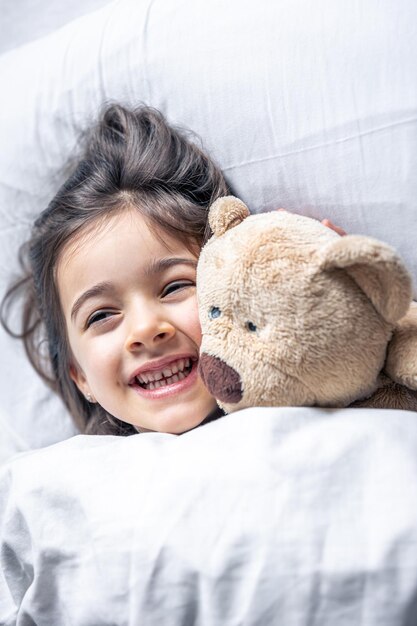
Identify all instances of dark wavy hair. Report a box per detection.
[0,104,229,435]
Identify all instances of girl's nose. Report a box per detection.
[125,314,176,352]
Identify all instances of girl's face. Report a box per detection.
[57,208,217,434]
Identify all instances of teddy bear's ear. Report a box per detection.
[208,196,250,237]
[384,302,417,390]
[317,235,412,323]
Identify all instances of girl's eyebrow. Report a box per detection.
[71,282,115,322]
[70,258,197,322]
[145,257,197,276]
[144,257,197,277]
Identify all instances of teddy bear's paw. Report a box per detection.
[352,376,417,411]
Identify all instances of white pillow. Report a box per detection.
[1,0,416,456]
[0,0,110,54]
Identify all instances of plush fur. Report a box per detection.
[197,196,417,413]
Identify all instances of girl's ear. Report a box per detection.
[69,363,95,402]
[208,196,250,237]
[317,235,412,324]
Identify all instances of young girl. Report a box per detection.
[2,103,345,438]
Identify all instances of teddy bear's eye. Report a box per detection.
[209,306,221,319]
[246,321,257,332]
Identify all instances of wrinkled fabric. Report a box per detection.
[1,407,417,625]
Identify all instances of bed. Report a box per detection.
[1,0,417,623]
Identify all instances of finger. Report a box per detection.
[321,219,347,236]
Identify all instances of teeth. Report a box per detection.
[134,357,194,388]
[139,371,163,383]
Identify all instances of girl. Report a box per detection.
[1,103,345,438]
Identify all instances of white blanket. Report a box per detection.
[1,407,417,625]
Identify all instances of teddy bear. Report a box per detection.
[196,196,417,413]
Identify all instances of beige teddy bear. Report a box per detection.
[197,196,417,413]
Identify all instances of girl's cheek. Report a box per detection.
[78,335,118,371]
[179,298,202,339]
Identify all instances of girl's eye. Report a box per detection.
[161,281,194,297]
[86,310,115,328]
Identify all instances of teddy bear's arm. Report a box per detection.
[384,301,417,391]
[349,302,417,412]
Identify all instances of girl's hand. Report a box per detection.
[320,218,347,236]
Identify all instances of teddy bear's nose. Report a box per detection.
[198,353,242,403]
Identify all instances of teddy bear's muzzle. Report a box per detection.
[198,353,243,403]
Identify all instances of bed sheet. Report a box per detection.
[1,407,417,625]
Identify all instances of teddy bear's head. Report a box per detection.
[197,196,412,413]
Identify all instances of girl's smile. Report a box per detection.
[129,354,199,398]
[57,208,217,434]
